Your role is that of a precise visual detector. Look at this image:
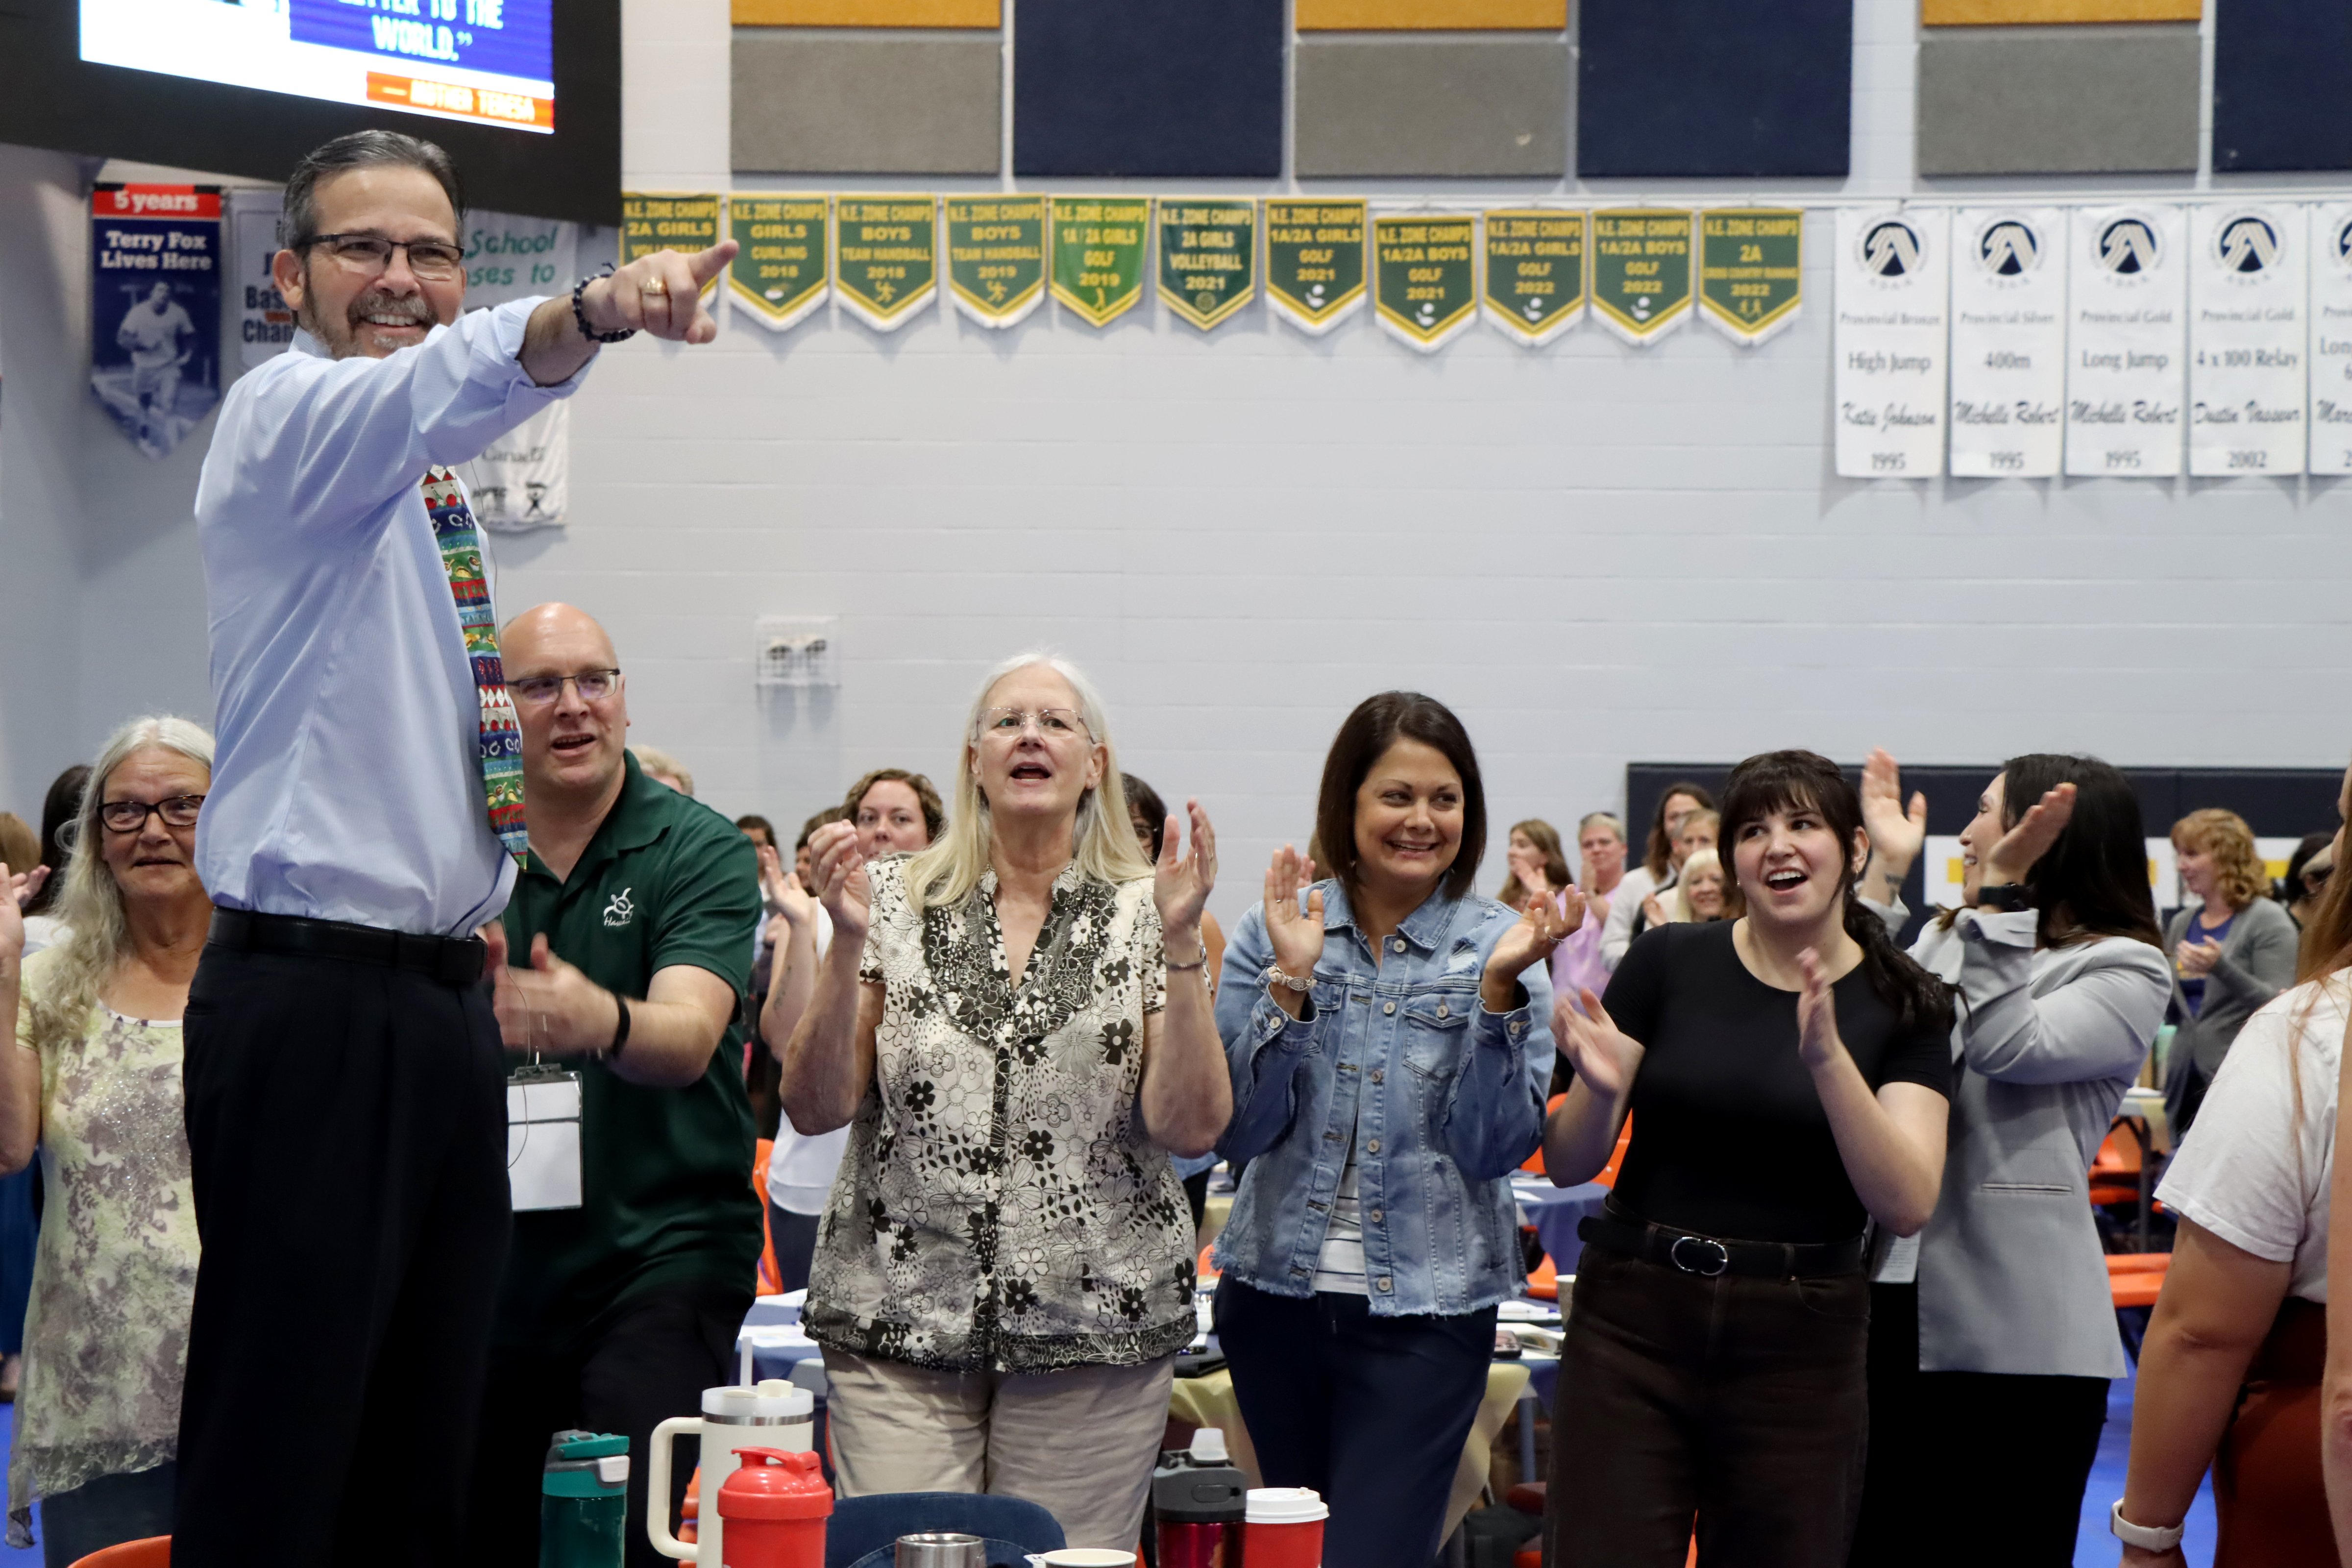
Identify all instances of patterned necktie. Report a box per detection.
[423,467,528,866]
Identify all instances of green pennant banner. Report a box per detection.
[1698,209,1804,346]
[1483,209,1585,346]
[1372,214,1477,352]
[944,195,1047,329]
[728,195,829,332]
[1591,208,1692,346]
[1157,199,1258,331]
[1050,197,1150,327]
[833,196,937,332]
[621,192,723,304]
[1266,199,1367,335]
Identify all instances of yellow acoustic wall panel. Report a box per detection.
[1922,0,2200,23]
[1297,0,1567,30]
[733,0,1000,26]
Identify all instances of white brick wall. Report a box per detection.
[4,0,2348,928]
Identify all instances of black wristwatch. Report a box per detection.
[1975,882,2035,913]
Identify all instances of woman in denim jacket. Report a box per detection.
[1212,692,1574,1568]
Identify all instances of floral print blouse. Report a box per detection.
[804,857,1196,1373]
[8,949,200,1512]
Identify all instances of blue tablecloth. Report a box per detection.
[1515,1179,1611,1273]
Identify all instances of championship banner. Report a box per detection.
[945,196,1046,329]
[1482,209,1584,346]
[1267,199,1367,335]
[227,187,294,370]
[1591,210,1692,345]
[2307,204,2352,476]
[1050,197,1149,327]
[1698,210,1802,346]
[1372,214,1477,352]
[2187,204,2306,477]
[1158,199,1257,331]
[834,196,938,332]
[729,195,830,332]
[621,193,723,302]
[1832,207,1949,479]
[91,183,221,460]
[1947,208,2066,478]
[2063,205,2185,478]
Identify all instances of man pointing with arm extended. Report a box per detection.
[177,130,734,1568]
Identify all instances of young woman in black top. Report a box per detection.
[1543,750,1956,1568]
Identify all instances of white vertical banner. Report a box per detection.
[227,187,295,370]
[2064,205,2186,478]
[1834,207,1949,479]
[1947,207,2067,478]
[2187,204,2307,476]
[2308,203,2352,475]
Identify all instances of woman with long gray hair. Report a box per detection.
[781,652,1230,1550]
[0,716,213,1563]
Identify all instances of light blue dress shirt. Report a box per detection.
[194,299,587,937]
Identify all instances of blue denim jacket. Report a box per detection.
[1210,881,1556,1317]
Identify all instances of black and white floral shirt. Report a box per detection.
[804,855,1197,1372]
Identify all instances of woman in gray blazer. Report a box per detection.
[2163,808,2300,1134]
[1848,752,2171,1568]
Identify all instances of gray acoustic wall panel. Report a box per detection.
[1295,37,1569,178]
[733,30,1002,173]
[1916,24,2199,176]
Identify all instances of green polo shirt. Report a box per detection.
[494,751,764,1348]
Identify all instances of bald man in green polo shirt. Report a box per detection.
[461,603,763,1568]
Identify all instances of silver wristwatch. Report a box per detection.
[2108,1501,2182,1552]
[1263,964,1312,993]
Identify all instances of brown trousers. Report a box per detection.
[2216,1297,2334,1568]
[1548,1245,1870,1568]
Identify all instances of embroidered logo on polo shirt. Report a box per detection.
[603,887,635,928]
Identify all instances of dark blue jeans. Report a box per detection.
[1215,1277,1496,1568]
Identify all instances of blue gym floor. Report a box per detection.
[0,1364,2216,1566]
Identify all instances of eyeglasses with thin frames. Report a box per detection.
[298,233,466,281]
[979,707,1091,741]
[509,669,621,706]
[99,795,204,833]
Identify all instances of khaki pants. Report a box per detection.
[821,1347,1175,1551]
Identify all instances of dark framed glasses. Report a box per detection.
[299,232,466,281]
[99,795,204,833]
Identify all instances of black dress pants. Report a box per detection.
[1548,1246,1871,1568]
[1216,1277,1497,1568]
[1848,1283,2107,1568]
[462,1278,755,1568]
[175,946,511,1568]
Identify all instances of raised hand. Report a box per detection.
[585,240,739,346]
[806,820,872,944]
[1641,892,1668,930]
[757,842,788,906]
[775,869,818,931]
[1555,986,1643,1099]
[1794,948,1847,1071]
[1514,857,1551,899]
[6,863,48,914]
[1153,799,1217,942]
[0,863,27,961]
[1982,780,2076,887]
[1861,748,1928,872]
[1485,886,1584,1001]
[1264,845,1325,983]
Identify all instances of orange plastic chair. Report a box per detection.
[2108,1251,2170,1311]
[2087,1123,2144,1209]
[752,1138,781,1295]
[1593,1117,1633,1190]
[1197,1245,1221,1282]
[1525,1253,1558,1301]
[69,1540,170,1568]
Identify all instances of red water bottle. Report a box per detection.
[1154,1428,1246,1568]
[715,1447,832,1568]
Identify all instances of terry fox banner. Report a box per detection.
[2187,204,2305,477]
[1697,209,1802,346]
[1482,209,1584,346]
[1157,200,1257,331]
[1372,214,1476,352]
[1266,199,1366,335]
[91,183,221,459]
[1947,208,2066,478]
[2308,203,2352,476]
[729,195,829,332]
[1833,207,1947,478]
[945,196,1046,329]
[834,196,937,332]
[2063,205,2185,478]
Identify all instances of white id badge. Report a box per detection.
[507,1070,583,1211]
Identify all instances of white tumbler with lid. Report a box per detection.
[646,1379,815,1565]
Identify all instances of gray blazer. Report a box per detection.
[1871,902,2171,1378]
[2165,897,2300,1079]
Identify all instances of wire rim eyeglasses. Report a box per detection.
[509,669,621,706]
[297,233,466,281]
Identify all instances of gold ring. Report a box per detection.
[641,279,669,296]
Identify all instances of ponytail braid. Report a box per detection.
[1840,891,1955,1036]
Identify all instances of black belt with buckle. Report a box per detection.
[207,907,488,988]
[1577,1210,1865,1280]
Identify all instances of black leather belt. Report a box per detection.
[207,908,488,988]
[1578,1210,1866,1280]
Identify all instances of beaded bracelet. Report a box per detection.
[571,263,636,343]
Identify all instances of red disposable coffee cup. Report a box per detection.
[1240,1487,1327,1568]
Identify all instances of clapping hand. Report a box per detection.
[2176,937,2223,978]
[581,240,738,345]
[805,820,872,945]
[484,926,620,1056]
[1152,799,1218,944]
[1641,892,1669,929]
[1482,886,1585,1010]
[1554,986,1642,1099]
[757,842,788,906]
[0,861,40,960]
[1794,948,1846,1072]
[1861,749,1928,872]
[1263,845,1325,989]
[1982,781,2076,887]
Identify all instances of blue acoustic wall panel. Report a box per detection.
[1576,0,1851,178]
[2213,0,2352,173]
[1012,0,1284,177]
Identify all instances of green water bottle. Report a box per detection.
[541,1429,630,1568]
